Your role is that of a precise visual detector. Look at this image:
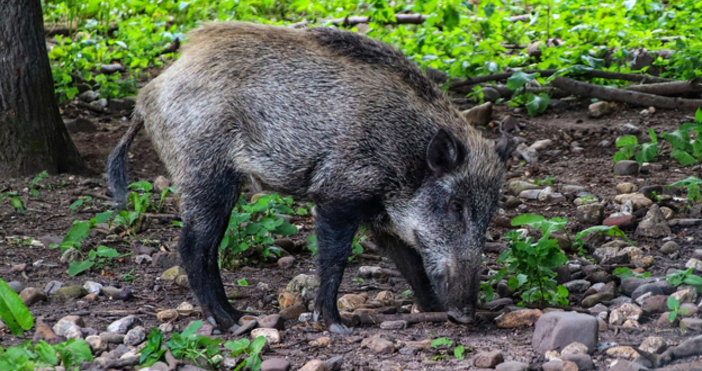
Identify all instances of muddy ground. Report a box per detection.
[1,94,702,371]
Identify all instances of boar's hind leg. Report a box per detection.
[314,201,374,335]
[177,167,242,332]
[373,229,444,312]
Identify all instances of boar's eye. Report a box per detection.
[449,200,463,213]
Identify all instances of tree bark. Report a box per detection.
[0,0,86,176]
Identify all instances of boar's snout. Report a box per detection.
[434,258,481,326]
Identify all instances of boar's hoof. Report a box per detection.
[206,316,240,333]
[447,310,475,325]
[329,323,354,335]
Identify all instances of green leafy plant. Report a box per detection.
[0,339,92,371]
[51,211,114,252]
[69,196,93,211]
[219,193,299,267]
[223,336,267,371]
[429,337,469,360]
[29,171,49,196]
[486,214,570,306]
[1,191,26,213]
[613,267,651,279]
[67,245,124,276]
[665,268,702,291]
[668,176,702,204]
[667,296,687,323]
[533,177,556,186]
[166,320,223,369]
[661,110,702,166]
[139,328,166,367]
[613,129,658,164]
[0,279,34,335]
[573,225,636,254]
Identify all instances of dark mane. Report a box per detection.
[307,27,440,101]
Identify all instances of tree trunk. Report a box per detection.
[0,0,86,176]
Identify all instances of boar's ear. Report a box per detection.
[426,128,466,177]
[494,132,515,163]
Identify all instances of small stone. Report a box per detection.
[161,266,186,281]
[107,315,136,334]
[589,101,612,118]
[603,214,635,228]
[671,288,696,304]
[681,318,702,331]
[257,314,284,330]
[532,311,598,354]
[380,320,408,330]
[100,286,123,299]
[609,303,642,326]
[564,279,591,293]
[195,322,214,336]
[495,309,542,328]
[462,102,493,127]
[594,246,630,265]
[60,248,81,263]
[54,285,88,300]
[309,336,331,347]
[660,206,674,220]
[619,124,641,135]
[277,292,303,309]
[124,326,146,346]
[277,256,295,268]
[608,359,650,371]
[286,274,320,295]
[151,252,182,268]
[685,258,702,270]
[99,332,126,344]
[614,160,639,176]
[562,353,595,370]
[233,319,257,336]
[639,336,666,354]
[63,323,83,340]
[5,281,23,294]
[562,342,590,356]
[158,322,174,334]
[636,205,671,238]
[298,360,327,371]
[660,241,679,255]
[605,346,641,361]
[175,275,189,288]
[337,293,368,311]
[324,356,343,371]
[157,309,179,322]
[53,315,85,336]
[361,337,394,355]
[519,189,542,200]
[100,63,125,74]
[641,295,669,314]
[542,360,578,371]
[134,254,153,265]
[473,350,504,368]
[85,334,107,354]
[375,291,395,304]
[615,193,652,210]
[496,361,530,371]
[280,304,307,320]
[399,347,417,355]
[358,266,387,279]
[616,183,638,194]
[508,180,542,194]
[298,313,313,322]
[83,281,102,295]
[577,202,605,224]
[529,139,554,151]
[631,284,664,301]
[251,328,280,344]
[19,287,47,306]
[260,358,291,371]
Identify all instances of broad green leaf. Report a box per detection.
[224,339,250,356]
[96,246,120,258]
[696,108,702,123]
[93,211,114,225]
[670,149,697,166]
[68,261,94,276]
[667,295,680,310]
[63,222,91,246]
[663,131,692,151]
[431,337,453,348]
[635,142,657,164]
[35,341,58,365]
[616,135,638,147]
[669,176,702,188]
[511,214,546,226]
[0,279,34,335]
[237,278,248,286]
[506,71,536,90]
[274,223,298,236]
[250,336,267,354]
[648,128,658,143]
[454,345,466,360]
[525,93,550,117]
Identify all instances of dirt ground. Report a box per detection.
[1,93,702,371]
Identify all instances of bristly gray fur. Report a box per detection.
[106,119,144,209]
[107,21,507,331]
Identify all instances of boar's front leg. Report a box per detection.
[177,167,242,332]
[373,228,444,312]
[313,201,374,335]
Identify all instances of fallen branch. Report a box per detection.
[355,311,496,326]
[624,80,702,96]
[551,76,702,110]
[449,69,673,90]
[291,13,530,28]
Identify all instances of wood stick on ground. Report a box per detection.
[292,13,530,28]
[623,80,702,96]
[551,76,702,110]
[449,69,673,90]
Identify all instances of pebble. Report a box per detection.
[496,309,542,328]
[84,281,103,295]
[44,280,63,295]
[361,337,394,355]
[576,202,605,224]
[616,182,638,194]
[54,285,88,300]
[277,256,295,268]
[631,284,664,301]
[609,303,642,326]
[280,304,307,320]
[298,360,327,371]
[563,279,591,293]
[542,360,578,371]
[7,280,24,293]
[175,275,189,288]
[107,315,136,334]
[532,311,598,354]
[685,258,702,270]
[286,274,320,294]
[60,248,81,263]
[124,326,146,346]
[614,193,652,210]
[251,328,280,344]
[641,295,669,314]
[160,266,186,281]
[99,332,126,344]
[562,353,595,370]
[496,361,530,371]
[324,356,343,371]
[134,254,153,265]
[681,318,702,331]
[151,252,181,268]
[635,205,671,238]
[473,350,504,368]
[258,314,285,330]
[157,309,179,322]
[260,358,291,371]
[671,288,696,304]
[233,319,257,336]
[508,180,542,194]
[399,347,417,355]
[660,241,679,254]
[608,359,649,371]
[593,245,630,265]
[589,101,612,118]
[309,336,331,347]
[53,315,85,337]
[380,320,408,330]
[337,293,368,311]
[19,287,48,306]
[614,160,639,176]
[639,336,666,354]
[86,335,108,353]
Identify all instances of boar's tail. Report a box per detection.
[107,117,144,210]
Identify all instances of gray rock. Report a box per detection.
[54,285,88,300]
[79,90,100,102]
[532,311,598,354]
[516,143,539,163]
[257,314,284,330]
[107,315,136,334]
[621,277,657,296]
[84,281,102,295]
[509,180,542,194]
[7,280,24,293]
[399,347,418,355]
[473,350,504,368]
[298,312,313,322]
[681,318,702,331]
[577,202,605,224]
[609,359,650,371]
[100,64,125,74]
[631,284,664,301]
[481,87,501,102]
[496,361,530,371]
[562,353,595,370]
[44,280,63,295]
[660,241,679,255]
[161,266,186,280]
[619,124,641,135]
[261,358,291,371]
[99,332,126,344]
[589,101,612,118]
[60,248,81,263]
[380,320,409,330]
[519,189,543,200]
[286,274,320,295]
[324,356,344,371]
[594,246,630,265]
[561,185,587,194]
[564,279,591,293]
[614,160,639,176]
[124,326,146,346]
[65,118,97,133]
[636,205,671,238]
